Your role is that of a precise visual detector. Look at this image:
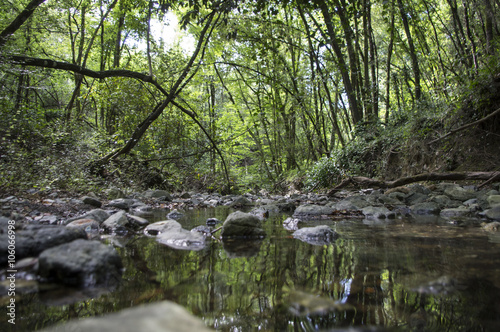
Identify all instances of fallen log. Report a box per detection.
[328,171,500,195]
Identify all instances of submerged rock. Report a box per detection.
[293,225,338,245]
[41,300,214,332]
[37,239,122,287]
[283,217,300,231]
[220,211,265,238]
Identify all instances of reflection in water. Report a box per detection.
[4,207,500,331]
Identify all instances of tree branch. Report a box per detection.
[0,0,47,48]
[7,55,169,95]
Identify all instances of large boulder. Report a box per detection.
[444,185,476,201]
[40,300,214,332]
[37,239,122,287]
[0,224,87,265]
[220,211,265,238]
[293,225,338,245]
[145,220,205,250]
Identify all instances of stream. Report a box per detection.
[5,206,500,331]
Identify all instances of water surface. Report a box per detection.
[5,207,500,331]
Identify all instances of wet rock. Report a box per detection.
[126,214,149,227]
[102,210,129,233]
[40,300,214,332]
[167,209,184,219]
[64,209,110,225]
[283,217,300,231]
[361,206,395,219]
[143,189,172,201]
[293,204,335,219]
[485,206,500,221]
[329,196,370,210]
[249,206,270,220]
[108,198,134,210]
[405,192,428,205]
[105,187,126,200]
[191,225,213,237]
[130,204,154,218]
[483,221,500,232]
[0,224,87,265]
[156,224,205,251]
[37,239,122,287]
[410,202,441,215]
[429,195,462,208]
[444,185,476,201]
[81,196,102,208]
[144,220,181,236]
[220,211,265,238]
[293,225,338,245]
[440,206,471,218]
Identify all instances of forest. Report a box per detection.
[1,0,499,195]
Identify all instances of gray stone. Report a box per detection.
[410,202,441,215]
[37,239,122,287]
[293,226,338,245]
[82,196,102,208]
[0,225,87,265]
[144,220,181,236]
[229,196,253,207]
[144,220,205,250]
[293,204,335,218]
[66,218,100,232]
[405,192,429,205]
[221,211,265,238]
[430,195,462,208]
[329,196,370,210]
[126,214,149,227]
[40,300,214,332]
[143,190,172,200]
[167,209,184,219]
[108,198,134,210]
[440,207,471,218]
[485,206,500,221]
[444,185,476,201]
[361,206,395,219]
[102,211,129,232]
[65,209,110,225]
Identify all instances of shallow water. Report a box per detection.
[5,207,500,331]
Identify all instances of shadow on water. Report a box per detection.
[5,207,500,331]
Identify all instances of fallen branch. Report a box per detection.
[429,107,500,144]
[328,171,500,195]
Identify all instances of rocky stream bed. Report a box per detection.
[1,182,500,331]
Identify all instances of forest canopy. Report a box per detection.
[1,0,499,193]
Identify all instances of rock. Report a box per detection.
[444,185,476,201]
[361,206,395,219]
[483,221,500,232]
[410,202,441,215]
[191,225,213,237]
[167,209,184,219]
[144,220,205,250]
[329,196,370,210]
[40,300,214,332]
[405,192,429,205]
[126,214,149,227]
[0,224,87,265]
[220,211,265,238]
[293,225,338,245]
[229,196,253,207]
[440,206,471,218]
[293,204,335,219]
[108,198,134,210]
[485,206,500,221]
[144,220,181,236]
[156,222,205,251]
[143,190,172,200]
[64,209,110,225]
[131,205,154,218]
[283,217,300,231]
[81,196,102,208]
[102,211,129,233]
[249,206,270,220]
[105,187,126,200]
[487,195,500,208]
[429,195,462,208]
[37,239,122,287]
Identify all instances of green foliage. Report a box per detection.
[304,156,341,191]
